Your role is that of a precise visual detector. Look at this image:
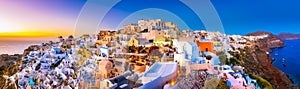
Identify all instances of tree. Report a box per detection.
[50,57,65,69]
[217,52,227,65]
[68,35,74,39]
[150,49,163,60]
[58,36,63,39]
[216,80,230,89]
[203,77,222,89]
[206,55,213,60]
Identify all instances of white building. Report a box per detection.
[138,19,166,31]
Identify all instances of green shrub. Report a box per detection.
[203,77,220,89]
[217,52,227,65]
[216,80,230,89]
[229,57,243,66]
[203,77,230,89]
[249,74,273,89]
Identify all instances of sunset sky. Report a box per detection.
[0,0,300,39]
[0,0,86,39]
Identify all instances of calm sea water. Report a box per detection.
[0,38,56,55]
[270,39,300,86]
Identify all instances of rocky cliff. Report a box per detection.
[241,31,297,89]
[246,31,285,52]
[0,54,22,89]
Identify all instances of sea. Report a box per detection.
[270,39,300,86]
[0,38,56,55]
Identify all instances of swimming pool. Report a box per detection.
[144,63,162,77]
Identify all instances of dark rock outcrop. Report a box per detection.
[22,45,40,56]
[0,54,22,89]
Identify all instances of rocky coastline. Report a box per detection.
[244,31,297,89]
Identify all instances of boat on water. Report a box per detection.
[283,63,286,67]
[282,58,286,67]
[275,53,279,56]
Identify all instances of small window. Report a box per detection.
[214,67,218,70]
[115,61,123,66]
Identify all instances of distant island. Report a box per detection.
[277,33,300,40]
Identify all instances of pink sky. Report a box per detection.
[0,0,86,38]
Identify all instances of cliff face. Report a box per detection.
[0,45,40,89]
[277,33,300,40]
[22,45,40,56]
[242,31,296,89]
[238,48,295,89]
[0,54,22,89]
[246,31,285,52]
